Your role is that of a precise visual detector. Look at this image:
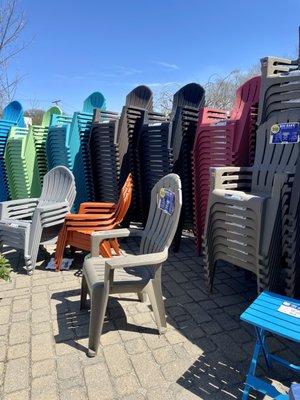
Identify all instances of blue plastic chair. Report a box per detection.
[240,291,300,399]
[0,101,25,201]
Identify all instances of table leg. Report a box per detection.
[242,331,262,400]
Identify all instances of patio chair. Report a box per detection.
[81,173,182,357]
[54,174,133,270]
[0,166,76,274]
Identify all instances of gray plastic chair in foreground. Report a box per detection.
[81,173,182,357]
[0,166,76,274]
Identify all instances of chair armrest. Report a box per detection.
[91,228,142,257]
[0,198,39,219]
[105,249,168,270]
[36,201,69,213]
[64,212,114,222]
[79,202,116,214]
[210,166,253,191]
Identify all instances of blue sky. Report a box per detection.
[13,0,300,113]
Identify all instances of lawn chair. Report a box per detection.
[54,174,133,270]
[0,166,76,274]
[81,173,182,356]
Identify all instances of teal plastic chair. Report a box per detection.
[46,92,106,210]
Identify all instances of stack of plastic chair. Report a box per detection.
[170,83,205,251]
[117,86,158,222]
[193,76,261,254]
[4,125,41,199]
[202,52,300,294]
[0,166,76,274]
[137,116,172,221]
[32,106,62,184]
[46,114,73,168]
[46,92,106,210]
[0,101,25,201]
[89,109,120,203]
[54,174,133,270]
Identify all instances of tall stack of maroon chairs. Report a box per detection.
[192,76,261,254]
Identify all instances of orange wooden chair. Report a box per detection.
[55,174,133,270]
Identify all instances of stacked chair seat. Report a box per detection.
[54,174,133,270]
[193,77,261,253]
[0,166,76,274]
[0,101,25,201]
[202,55,300,294]
[46,92,106,210]
[80,173,182,356]
[89,109,120,202]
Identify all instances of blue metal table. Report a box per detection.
[240,291,300,399]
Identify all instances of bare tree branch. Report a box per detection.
[0,0,26,110]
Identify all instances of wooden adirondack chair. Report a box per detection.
[54,174,133,270]
[81,173,182,357]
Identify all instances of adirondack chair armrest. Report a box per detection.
[105,249,168,270]
[0,198,39,219]
[79,202,116,214]
[210,166,253,191]
[91,228,142,257]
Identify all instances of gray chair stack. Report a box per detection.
[81,173,182,357]
[0,166,76,274]
[202,53,300,294]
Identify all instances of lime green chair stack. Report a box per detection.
[31,106,62,184]
[4,126,41,199]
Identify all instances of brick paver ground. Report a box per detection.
[0,235,298,400]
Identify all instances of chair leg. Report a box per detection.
[88,284,109,357]
[146,280,167,333]
[137,292,147,303]
[80,275,88,310]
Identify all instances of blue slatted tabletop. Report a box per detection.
[241,291,300,343]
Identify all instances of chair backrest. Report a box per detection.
[113,174,133,224]
[2,100,25,126]
[38,166,76,207]
[140,174,182,254]
[251,109,300,193]
[125,85,153,111]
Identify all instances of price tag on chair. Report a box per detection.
[158,188,175,215]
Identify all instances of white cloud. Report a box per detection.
[146,81,180,88]
[155,61,179,70]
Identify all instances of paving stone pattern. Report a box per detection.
[0,236,298,400]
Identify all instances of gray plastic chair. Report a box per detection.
[81,173,182,357]
[0,166,76,274]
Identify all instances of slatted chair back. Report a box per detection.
[251,109,300,194]
[140,174,182,255]
[38,166,76,206]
